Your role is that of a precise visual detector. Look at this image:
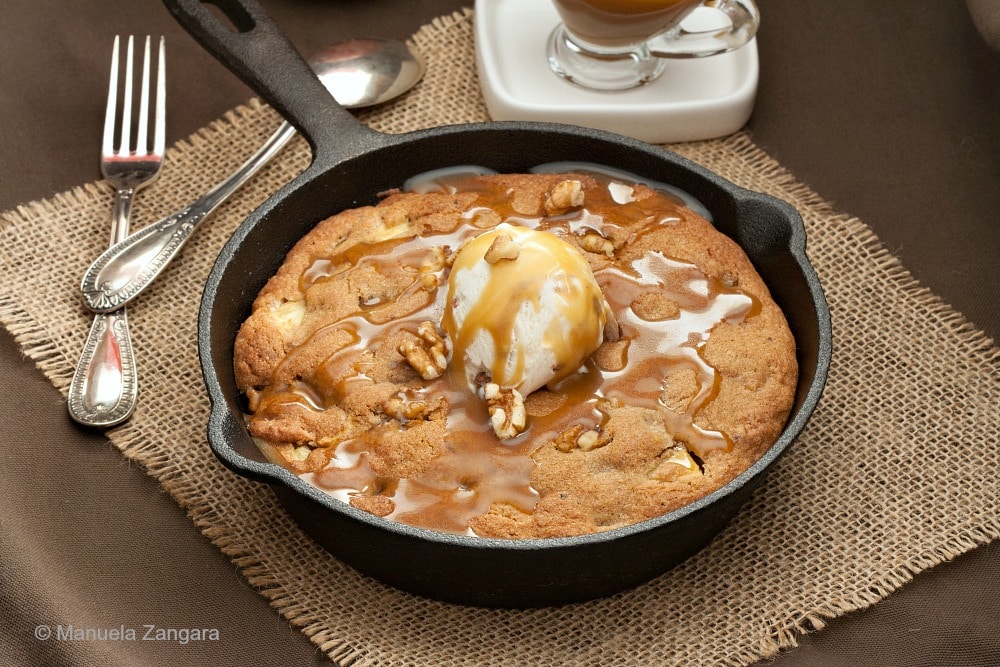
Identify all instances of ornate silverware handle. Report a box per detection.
[67,309,139,427]
[68,187,141,428]
[70,35,167,427]
[81,120,297,313]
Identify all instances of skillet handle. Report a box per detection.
[162,0,379,160]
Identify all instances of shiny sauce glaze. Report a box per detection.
[255,169,759,535]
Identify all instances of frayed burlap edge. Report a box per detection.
[0,100,286,466]
[682,133,999,662]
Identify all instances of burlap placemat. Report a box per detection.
[1,9,997,666]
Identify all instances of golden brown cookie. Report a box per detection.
[234,172,798,538]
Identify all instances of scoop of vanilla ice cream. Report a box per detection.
[441,223,612,396]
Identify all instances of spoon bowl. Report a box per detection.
[80,38,426,314]
[312,38,425,108]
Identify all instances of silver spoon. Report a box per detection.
[80,38,425,313]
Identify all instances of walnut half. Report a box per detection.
[544,179,585,213]
[480,382,527,440]
[398,321,449,380]
[484,232,519,264]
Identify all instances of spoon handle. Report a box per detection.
[80,120,296,313]
[68,184,141,427]
[67,308,138,427]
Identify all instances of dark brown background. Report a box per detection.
[1,1,997,665]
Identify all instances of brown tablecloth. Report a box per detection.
[1,1,997,666]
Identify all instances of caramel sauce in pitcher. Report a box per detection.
[253,168,759,535]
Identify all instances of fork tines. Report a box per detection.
[103,35,166,160]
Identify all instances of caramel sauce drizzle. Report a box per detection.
[440,223,610,394]
[253,172,759,535]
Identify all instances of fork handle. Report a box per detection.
[80,119,296,313]
[110,186,137,245]
[67,308,139,427]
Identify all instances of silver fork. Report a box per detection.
[68,35,166,427]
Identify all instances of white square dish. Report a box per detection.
[473,0,760,143]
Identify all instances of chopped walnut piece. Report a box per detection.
[484,232,519,264]
[383,394,430,421]
[382,391,447,423]
[554,424,587,452]
[480,382,527,439]
[577,231,615,257]
[420,273,438,291]
[419,320,449,357]
[410,248,447,292]
[398,321,448,380]
[544,179,585,213]
[552,424,604,452]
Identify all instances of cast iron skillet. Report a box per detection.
[166,0,832,607]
